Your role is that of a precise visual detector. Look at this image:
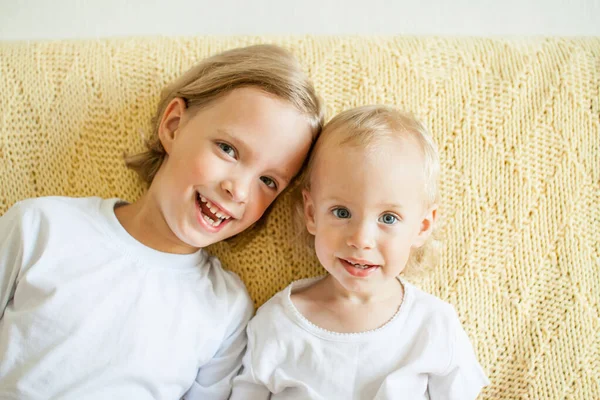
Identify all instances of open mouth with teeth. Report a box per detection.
[195,193,232,228]
[339,258,380,277]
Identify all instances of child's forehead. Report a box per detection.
[314,130,422,167]
[314,139,425,182]
[312,151,428,210]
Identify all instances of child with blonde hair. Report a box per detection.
[0,44,323,399]
[230,105,489,399]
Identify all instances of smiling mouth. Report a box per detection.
[195,193,232,227]
[340,258,380,270]
[338,258,380,278]
[351,263,374,269]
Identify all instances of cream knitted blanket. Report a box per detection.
[1,37,599,399]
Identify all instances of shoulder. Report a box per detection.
[396,282,477,374]
[244,281,297,339]
[246,277,322,341]
[401,281,463,337]
[253,286,288,322]
[243,283,305,366]
[2,196,103,230]
[0,197,115,268]
[408,283,490,395]
[13,195,103,210]
[404,281,459,319]
[203,254,254,321]
[6,196,106,220]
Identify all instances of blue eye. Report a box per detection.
[332,208,351,219]
[379,213,398,225]
[260,176,277,190]
[217,142,236,158]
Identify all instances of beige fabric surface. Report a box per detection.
[1,37,599,399]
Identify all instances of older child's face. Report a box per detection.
[152,87,313,251]
[303,137,436,296]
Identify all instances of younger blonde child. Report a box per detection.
[0,44,323,400]
[230,105,489,399]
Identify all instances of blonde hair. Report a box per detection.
[126,44,324,184]
[295,105,441,274]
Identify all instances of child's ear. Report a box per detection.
[302,189,317,235]
[413,205,438,248]
[158,98,187,154]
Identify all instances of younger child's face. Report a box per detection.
[152,87,313,252]
[303,135,436,296]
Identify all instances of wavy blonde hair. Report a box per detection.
[126,44,324,184]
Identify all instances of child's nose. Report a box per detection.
[221,176,250,203]
[346,221,376,250]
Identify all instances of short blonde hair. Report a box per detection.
[126,44,324,184]
[295,105,441,274]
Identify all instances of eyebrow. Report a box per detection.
[217,129,291,187]
[218,128,250,154]
[322,196,405,210]
[379,203,404,210]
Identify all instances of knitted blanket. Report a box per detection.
[1,37,598,399]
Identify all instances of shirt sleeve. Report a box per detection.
[0,203,26,319]
[229,321,271,400]
[183,291,254,400]
[427,311,490,400]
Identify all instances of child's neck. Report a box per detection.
[114,194,199,255]
[325,274,402,305]
[290,275,404,334]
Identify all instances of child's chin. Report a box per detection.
[190,235,224,248]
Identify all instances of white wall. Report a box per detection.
[1,0,599,40]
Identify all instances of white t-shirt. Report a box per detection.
[0,196,253,400]
[231,277,489,400]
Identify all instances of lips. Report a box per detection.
[339,257,380,278]
[195,193,234,230]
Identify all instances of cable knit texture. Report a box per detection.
[1,37,599,399]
